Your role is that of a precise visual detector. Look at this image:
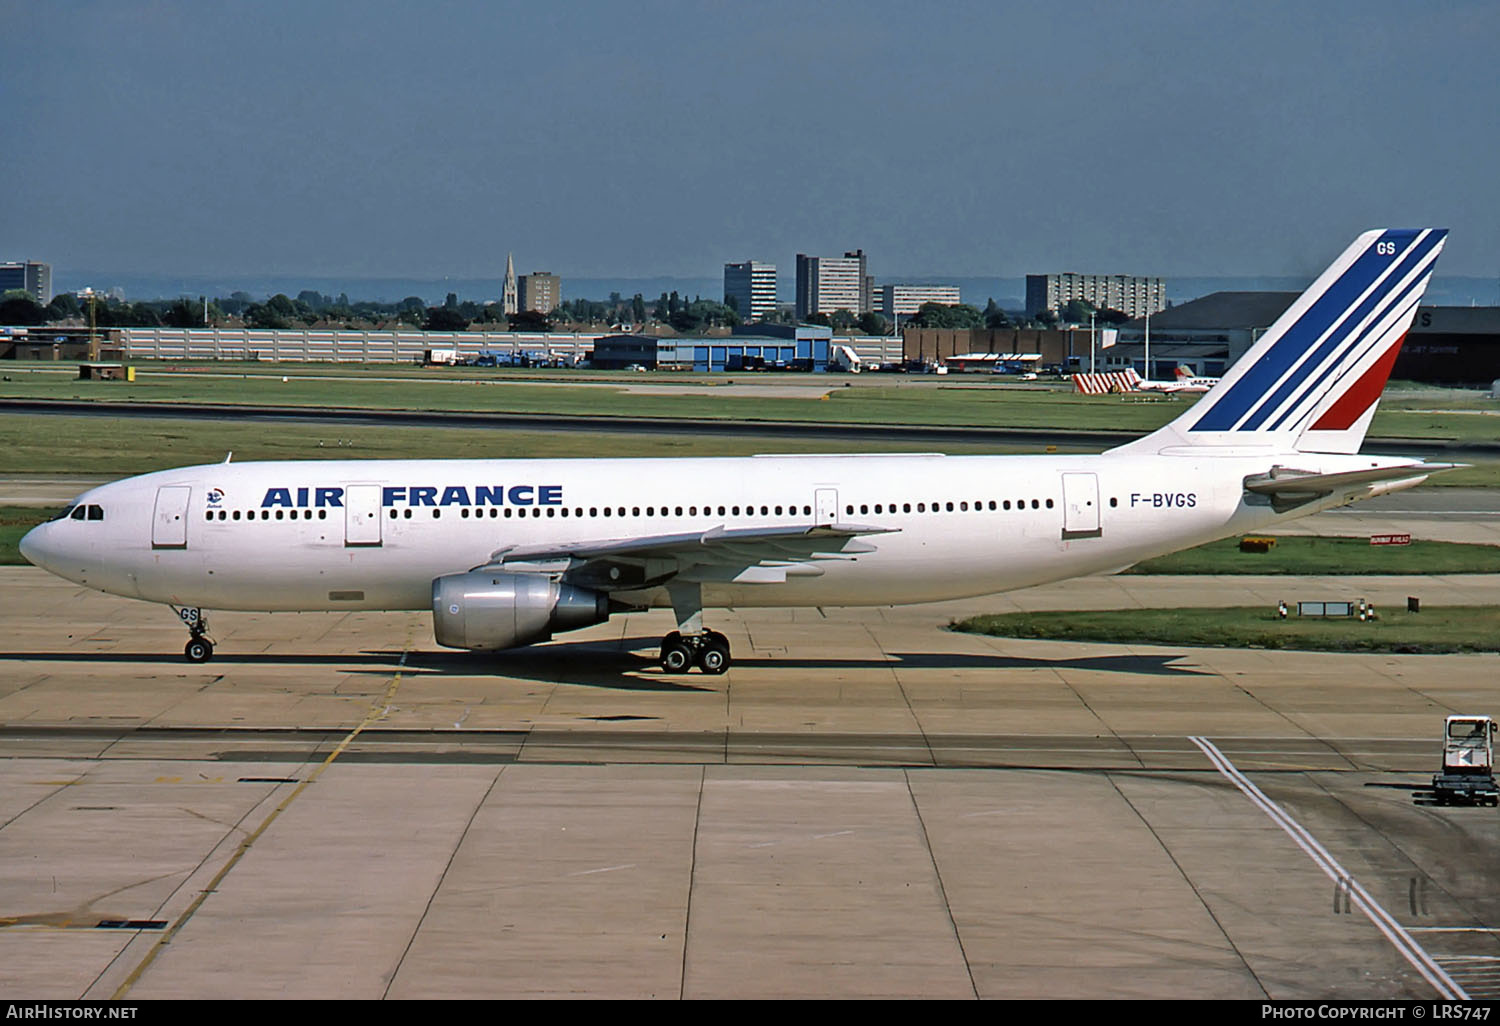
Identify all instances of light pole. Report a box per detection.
[80,287,99,362]
[1143,309,1151,381]
[1089,310,1096,374]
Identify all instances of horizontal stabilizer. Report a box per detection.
[1244,462,1463,510]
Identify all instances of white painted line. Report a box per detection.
[1408,927,1500,933]
[1182,735,1432,743]
[1322,509,1500,516]
[1190,736,1467,1000]
[567,864,636,877]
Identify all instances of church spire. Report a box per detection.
[502,252,518,315]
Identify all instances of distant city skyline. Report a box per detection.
[38,268,1500,314]
[3,2,1495,281]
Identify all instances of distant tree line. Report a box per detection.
[0,285,747,334]
[0,287,618,333]
[1056,299,1130,326]
[2,286,1088,336]
[800,298,1074,334]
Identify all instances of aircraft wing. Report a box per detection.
[474,522,899,590]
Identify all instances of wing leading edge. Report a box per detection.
[475,521,899,590]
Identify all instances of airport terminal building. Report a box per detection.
[27,322,906,371]
[592,325,838,372]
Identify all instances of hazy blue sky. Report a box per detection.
[2,0,1496,283]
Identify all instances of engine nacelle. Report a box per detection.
[431,571,609,651]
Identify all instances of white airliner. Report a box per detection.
[21,229,1455,673]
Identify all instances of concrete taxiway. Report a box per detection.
[3,551,1500,1000]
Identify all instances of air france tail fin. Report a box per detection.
[1116,229,1447,455]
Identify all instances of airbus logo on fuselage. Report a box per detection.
[260,484,565,508]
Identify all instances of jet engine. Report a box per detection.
[431,571,609,651]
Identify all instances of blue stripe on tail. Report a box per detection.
[1189,229,1422,433]
[1266,248,1440,432]
[1248,231,1443,431]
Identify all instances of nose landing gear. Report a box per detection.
[174,606,215,663]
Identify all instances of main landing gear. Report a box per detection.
[175,606,215,663]
[658,581,731,675]
[659,630,731,675]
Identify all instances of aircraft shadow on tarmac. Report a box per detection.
[363,637,1213,681]
[371,646,718,692]
[0,651,364,666]
[0,646,714,693]
[0,639,1209,686]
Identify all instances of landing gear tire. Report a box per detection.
[660,638,695,674]
[175,607,215,663]
[697,638,730,675]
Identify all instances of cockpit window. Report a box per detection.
[54,504,104,522]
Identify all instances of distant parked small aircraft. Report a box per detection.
[1136,365,1221,394]
[1072,365,1219,395]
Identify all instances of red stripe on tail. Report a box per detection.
[1308,333,1407,431]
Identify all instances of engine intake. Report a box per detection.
[431,571,609,651]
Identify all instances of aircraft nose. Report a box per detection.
[18,523,49,570]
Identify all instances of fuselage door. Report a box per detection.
[1061,473,1102,540]
[815,488,839,526]
[345,485,383,547]
[151,486,192,549]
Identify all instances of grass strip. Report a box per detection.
[0,366,1189,431]
[0,506,48,564]
[0,413,1078,477]
[4,364,1499,441]
[1128,535,1500,575]
[952,605,1500,654]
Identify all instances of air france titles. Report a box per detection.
[259,485,564,509]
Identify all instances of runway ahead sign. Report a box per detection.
[1371,533,1412,546]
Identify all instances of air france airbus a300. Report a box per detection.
[21,230,1457,674]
